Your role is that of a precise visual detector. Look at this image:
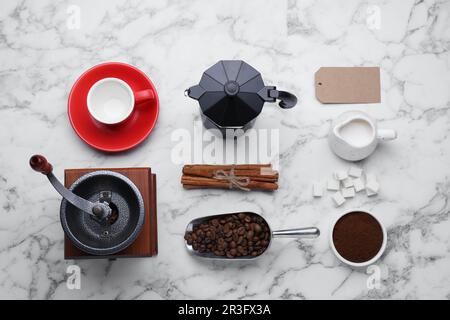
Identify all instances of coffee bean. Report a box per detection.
[185,213,270,259]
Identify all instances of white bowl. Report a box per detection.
[329,208,387,270]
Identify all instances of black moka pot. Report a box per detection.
[185,60,298,136]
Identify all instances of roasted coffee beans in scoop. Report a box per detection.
[184,213,270,258]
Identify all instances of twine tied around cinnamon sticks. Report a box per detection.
[181,164,278,191]
[213,167,251,191]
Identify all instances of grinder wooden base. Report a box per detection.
[64,168,157,259]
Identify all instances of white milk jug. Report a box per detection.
[328,111,397,161]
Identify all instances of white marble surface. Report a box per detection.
[1,0,450,299]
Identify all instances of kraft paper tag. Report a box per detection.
[315,67,380,104]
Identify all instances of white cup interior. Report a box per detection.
[87,78,134,125]
[329,209,387,269]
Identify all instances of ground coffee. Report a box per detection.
[184,213,270,258]
[332,211,383,263]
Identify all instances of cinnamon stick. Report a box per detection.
[181,164,278,191]
[181,175,278,191]
[183,164,271,171]
[182,167,278,181]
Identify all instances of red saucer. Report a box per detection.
[68,62,159,152]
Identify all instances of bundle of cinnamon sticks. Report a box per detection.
[181,164,278,191]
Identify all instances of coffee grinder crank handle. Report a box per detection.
[29,155,111,221]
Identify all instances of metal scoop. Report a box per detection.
[185,212,320,260]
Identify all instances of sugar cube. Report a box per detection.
[327,179,340,191]
[366,188,377,197]
[366,179,379,193]
[342,177,354,188]
[342,187,355,198]
[312,182,323,197]
[353,178,365,192]
[348,166,363,178]
[332,191,346,207]
[334,171,348,181]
